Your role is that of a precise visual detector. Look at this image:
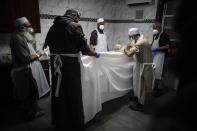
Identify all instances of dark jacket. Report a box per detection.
[9,32,38,100]
[44,16,90,54]
[10,32,32,68]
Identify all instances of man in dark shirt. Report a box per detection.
[44,9,100,131]
[89,18,109,52]
[151,22,170,96]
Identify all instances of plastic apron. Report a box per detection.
[132,36,154,105]
[152,33,165,80]
[27,43,50,98]
[94,29,107,52]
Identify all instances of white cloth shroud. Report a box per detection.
[80,52,138,123]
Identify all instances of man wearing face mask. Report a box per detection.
[10,17,49,121]
[124,28,153,111]
[151,22,170,97]
[44,9,100,131]
[90,18,109,52]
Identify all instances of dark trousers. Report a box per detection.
[21,76,38,120]
[51,56,85,131]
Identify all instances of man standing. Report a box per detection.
[124,28,153,111]
[44,9,100,131]
[89,18,109,52]
[151,22,170,96]
[10,17,47,121]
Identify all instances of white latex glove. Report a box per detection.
[37,49,45,56]
[130,46,139,53]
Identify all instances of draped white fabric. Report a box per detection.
[80,52,136,123]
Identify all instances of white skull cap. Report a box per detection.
[14,17,28,27]
[128,28,140,36]
[97,18,104,23]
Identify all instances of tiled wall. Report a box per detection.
[0,0,158,53]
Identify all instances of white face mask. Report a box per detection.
[128,36,135,45]
[153,29,159,35]
[27,27,34,34]
[99,25,104,30]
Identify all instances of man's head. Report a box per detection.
[97,18,104,31]
[128,28,140,43]
[14,17,35,42]
[153,22,162,35]
[65,8,81,23]
[14,17,33,32]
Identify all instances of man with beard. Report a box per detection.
[10,17,49,121]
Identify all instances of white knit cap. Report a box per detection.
[97,18,104,23]
[14,17,28,27]
[128,28,140,36]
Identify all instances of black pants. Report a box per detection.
[21,76,38,120]
[51,56,85,131]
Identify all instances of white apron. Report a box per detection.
[27,43,50,98]
[94,29,107,52]
[152,33,165,80]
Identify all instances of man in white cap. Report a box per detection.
[124,27,154,111]
[10,17,49,120]
[90,18,109,52]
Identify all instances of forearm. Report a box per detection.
[30,54,39,61]
[87,50,97,56]
[124,49,134,57]
[156,44,169,51]
[90,44,95,51]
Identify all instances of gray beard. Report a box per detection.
[20,31,36,44]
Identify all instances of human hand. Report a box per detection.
[36,50,45,56]
[126,44,132,50]
[130,47,139,53]
[151,47,157,52]
[95,53,100,58]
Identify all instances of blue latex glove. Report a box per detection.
[95,53,100,58]
[151,47,157,52]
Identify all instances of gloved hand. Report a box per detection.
[151,47,157,52]
[130,47,139,53]
[95,53,100,58]
[36,50,45,57]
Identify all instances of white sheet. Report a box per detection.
[80,52,136,123]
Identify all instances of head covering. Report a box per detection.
[14,17,28,27]
[65,8,81,17]
[128,28,140,36]
[97,18,104,23]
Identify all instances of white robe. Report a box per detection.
[27,43,50,98]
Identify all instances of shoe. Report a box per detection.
[129,96,138,102]
[129,103,144,111]
[152,90,163,97]
[35,110,45,118]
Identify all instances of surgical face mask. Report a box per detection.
[28,27,34,33]
[24,27,34,34]
[153,29,159,35]
[128,36,135,45]
[99,25,104,30]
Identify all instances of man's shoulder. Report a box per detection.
[69,21,82,29]
[136,37,149,45]
[91,29,97,34]
[160,32,169,38]
[11,32,22,41]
